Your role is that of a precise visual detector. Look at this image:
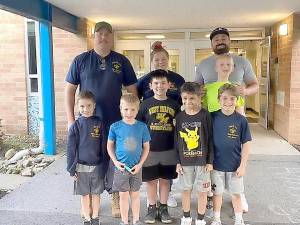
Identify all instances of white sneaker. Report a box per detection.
[210,220,222,225]
[167,193,177,207]
[234,219,245,225]
[195,219,206,225]
[240,193,248,212]
[180,217,192,225]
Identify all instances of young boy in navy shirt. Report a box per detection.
[210,83,252,225]
[67,91,106,225]
[107,93,151,225]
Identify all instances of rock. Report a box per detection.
[33,155,43,163]
[35,162,48,168]
[32,167,43,174]
[42,157,55,164]
[21,167,34,177]
[5,149,16,160]
[22,159,33,168]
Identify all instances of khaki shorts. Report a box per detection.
[211,170,244,195]
[112,168,142,192]
[179,166,211,192]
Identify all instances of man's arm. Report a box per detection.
[245,79,259,96]
[125,83,138,96]
[65,82,78,129]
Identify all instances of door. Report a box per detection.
[258,36,271,129]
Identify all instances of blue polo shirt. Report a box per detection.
[137,70,185,104]
[66,50,137,128]
[211,110,252,172]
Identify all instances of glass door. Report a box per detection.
[259,36,271,129]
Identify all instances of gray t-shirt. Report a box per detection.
[195,54,256,85]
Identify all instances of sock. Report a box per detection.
[213,211,221,221]
[235,212,243,222]
[197,213,205,220]
[183,211,190,218]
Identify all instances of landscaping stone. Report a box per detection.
[5,149,16,160]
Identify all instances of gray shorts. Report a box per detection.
[179,166,211,192]
[112,168,142,192]
[211,170,244,195]
[73,164,104,196]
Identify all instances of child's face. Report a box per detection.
[120,101,139,123]
[152,51,169,70]
[150,77,170,98]
[78,98,95,118]
[181,92,201,111]
[215,58,234,78]
[218,90,237,114]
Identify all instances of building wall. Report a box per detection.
[270,13,300,144]
[52,27,87,139]
[0,10,27,135]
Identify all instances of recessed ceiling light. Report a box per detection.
[145,34,165,39]
[205,34,210,38]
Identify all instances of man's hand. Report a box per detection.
[176,164,184,175]
[235,84,247,96]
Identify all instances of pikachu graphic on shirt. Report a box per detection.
[180,127,200,150]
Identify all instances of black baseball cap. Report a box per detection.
[210,27,230,40]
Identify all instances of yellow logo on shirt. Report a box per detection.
[91,126,100,138]
[112,61,121,73]
[228,125,238,139]
[180,127,199,150]
[156,113,169,124]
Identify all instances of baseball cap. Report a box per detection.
[94,21,113,33]
[210,27,229,40]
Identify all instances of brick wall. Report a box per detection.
[52,27,87,139]
[271,13,300,144]
[0,10,27,135]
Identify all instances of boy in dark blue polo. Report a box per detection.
[67,91,106,225]
[210,84,252,225]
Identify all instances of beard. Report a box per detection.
[213,44,230,55]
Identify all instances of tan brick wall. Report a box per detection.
[271,13,300,144]
[52,27,87,139]
[0,10,27,135]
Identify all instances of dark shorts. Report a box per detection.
[142,164,177,182]
[112,169,142,192]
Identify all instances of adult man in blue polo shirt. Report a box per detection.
[65,21,137,218]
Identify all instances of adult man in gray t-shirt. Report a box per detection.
[195,27,259,97]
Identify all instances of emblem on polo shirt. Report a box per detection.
[91,126,100,138]
[112,61,122,73]
[227,125,238,139]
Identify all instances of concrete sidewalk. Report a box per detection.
[0,124,300,225]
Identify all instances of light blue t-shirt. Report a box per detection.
[108,120,151,168]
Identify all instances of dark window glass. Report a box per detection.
[30,78,38,93]
[27,22,37,74]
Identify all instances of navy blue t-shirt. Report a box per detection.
[137,70,185,104]
[66,50,137,128]
[211,110,252,172]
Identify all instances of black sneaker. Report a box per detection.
[83,218,91,225]
[158,204,172,224]
[91,217,100,225]
[144,205,157,224]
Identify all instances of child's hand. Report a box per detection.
[205,164,213,172]
[176,164,183,175]
[131,163,142,175]
[236,166,246,177]
[114,160,125,171]
[72,173,78,181]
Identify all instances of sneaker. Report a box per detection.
[91,217,100,225]
[234,219,245,225]
[144,205,157,224]
[167,193,178,207]
[111,192,121,218]
[180,216,192,225]
[210,220,222,225]
[158,204,172,224]
[241,193,248,213]
[83,218,90,225]
[133,221,142,225]
[195,219,206,225]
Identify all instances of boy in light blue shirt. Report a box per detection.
[107,93,151,225]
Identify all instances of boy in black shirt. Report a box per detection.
[138,70,180,224]
[67,91,106,225]
[175,82,214,225]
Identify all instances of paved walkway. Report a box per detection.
[0,124,300,225]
